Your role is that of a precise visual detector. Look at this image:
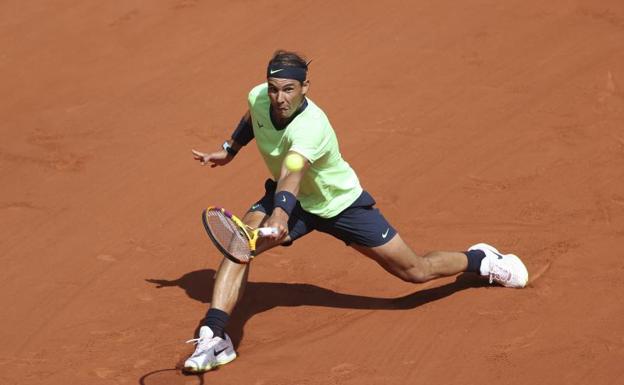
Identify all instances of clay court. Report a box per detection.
[2,0,624,384]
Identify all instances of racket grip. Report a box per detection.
[257,227,279,237]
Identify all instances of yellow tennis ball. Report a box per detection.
[285,153,305,172]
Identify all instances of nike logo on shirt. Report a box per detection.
[382,228,390,238]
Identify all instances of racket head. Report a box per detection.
[202,207,254,264]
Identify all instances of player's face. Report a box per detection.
[267,77,309,120]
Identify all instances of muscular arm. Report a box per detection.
[275,152,310,197]
[266,151,311,239]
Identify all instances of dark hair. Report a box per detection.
[267,50,310,82]
[268,50,309,69]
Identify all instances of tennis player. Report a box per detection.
[185,50,529,373]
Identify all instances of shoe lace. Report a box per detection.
[186,335,217,354]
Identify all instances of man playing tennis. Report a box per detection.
[186,50,529,373]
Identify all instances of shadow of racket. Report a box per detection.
[139,368,205,385]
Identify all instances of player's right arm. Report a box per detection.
[191,111,254,167]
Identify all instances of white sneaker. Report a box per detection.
[183,326,236,373]
[469,243,529,288]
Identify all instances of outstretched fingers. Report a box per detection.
[191,149,208,165]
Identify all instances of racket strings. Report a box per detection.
[205,210,251,261]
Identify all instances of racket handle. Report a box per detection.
[257,227,279,237]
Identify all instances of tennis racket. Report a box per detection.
[201,206,278,264]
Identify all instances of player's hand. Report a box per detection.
[265,208,289,241]
[192,149,233,168]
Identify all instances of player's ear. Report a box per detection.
[301,79,310,95]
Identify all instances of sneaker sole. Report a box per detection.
[183,354,237,373]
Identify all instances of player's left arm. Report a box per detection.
[265,151,311,240]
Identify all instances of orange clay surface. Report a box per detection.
[1,1,624,384]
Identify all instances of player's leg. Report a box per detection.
[318,191,528,288]
[185,179,313,373]
[210,210,290,313]
[351,234,469,283]
[184,210,288,373]
[353,237,528,288]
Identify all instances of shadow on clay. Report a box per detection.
[145,269,488,350]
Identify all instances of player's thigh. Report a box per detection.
[351,233,424,275]
[242,210,268,228]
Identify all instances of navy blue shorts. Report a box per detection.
[248,179,397,247]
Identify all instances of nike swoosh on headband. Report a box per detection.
[270,68,285,74]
